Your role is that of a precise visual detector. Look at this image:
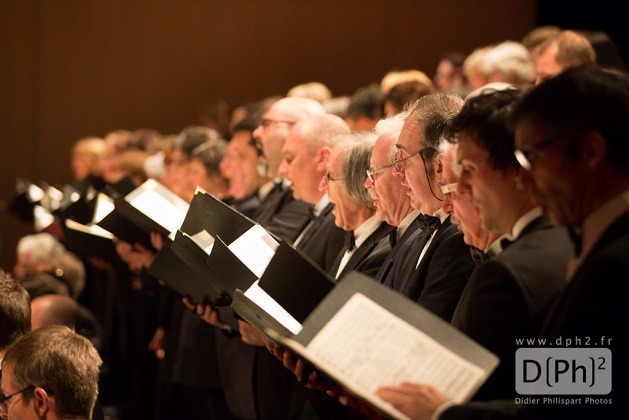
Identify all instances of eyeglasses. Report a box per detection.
[0,387,35,418]
[323,171,344,184]
[391,147,434,172]
[514,135,560,171]
[366,163,394,183]
[260,118,296,129]
[440,183,457,200]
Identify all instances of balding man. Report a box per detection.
[251,97,326,242]
[390,94,475,322]
[279,114,349,271]
[533,29,596,84]
[365,111,423,285]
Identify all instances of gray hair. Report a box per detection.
[336,131,377,210]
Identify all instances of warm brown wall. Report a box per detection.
[0,0,536,268]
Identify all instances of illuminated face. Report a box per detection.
[455,133,516,233]
[322,147,360,231]
[365,135,409,226]
[219,130,261,194]
[393,121,435,213]
[279,126,325,204]
[252,104,296,177]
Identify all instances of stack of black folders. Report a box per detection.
[63,177,188,267]
[263,271,500,420]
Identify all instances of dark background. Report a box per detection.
[1,0,625,269]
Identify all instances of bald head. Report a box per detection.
[279,114,350,204]
[253,97,327,178]
[30,294,79,330]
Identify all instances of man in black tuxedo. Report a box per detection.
[389,93,475,322]
[365,111,423,286]
[325,132,394,281]
[278,114,350,272]
[376,67,628,418]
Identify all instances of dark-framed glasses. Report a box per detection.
[0,387,35,418]
[366,163,394,183]
[514,135,560,171]
[323,171,345,184]
[391,147,434,172]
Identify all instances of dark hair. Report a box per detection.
[446,88,523,171]
[0,270,31,351]
[176,126,222,157]
[347,84,384,120]
[512,65,629,172]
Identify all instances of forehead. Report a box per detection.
[372,135,394,162]
[396,121,422,150]
[283,129,305,153]
[456,133,489,164]
[328,146,347,170]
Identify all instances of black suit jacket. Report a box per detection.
[374,214,424,284]
[390,216,474,322]
[450,215,572,401]
[442,212,629,419]
[330,221,395,280]
[296,202,346,273]
[254,183,312,243]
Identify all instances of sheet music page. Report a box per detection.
[306,293,486,403]
[228,225,278,277]
[244,280,302,335]
[65,219,114,239]
[93,193,114,223]
[130,189,189,234]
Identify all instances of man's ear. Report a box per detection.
[317,147,331,171]
[33,387,52,417]
[580,131,607,171]
[434,153,446,183]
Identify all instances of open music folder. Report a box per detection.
[96,179,189,249]
[231,241,335,337]
[171,188,280,300]
[264,271,500,420]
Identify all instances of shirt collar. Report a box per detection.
[353,214,383,249]
[397,209,421,239]
[313,194,331,217]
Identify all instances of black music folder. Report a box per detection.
[231,241,335,337]
[96,179,189,249]
[264,271,500,420]
[147,238,238,331]
[180,188,256,242]
[62,219,122,265]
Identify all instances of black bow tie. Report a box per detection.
[568,226,582,256]
[469,246,489,267]
[500,237,513,251]
[416,214,441,232]
[344,231,356,252]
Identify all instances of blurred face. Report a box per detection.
[515,119,581,227]
[393,121,436,213]
[99,143,125,184]
[456,133,517,233]
[220,130,261,192]
[451,184,485,246]
[321,148,359,231]
[71,152,91,181]
[434,60,455,91]
[365,135,410,226]
[187,159,210,191]
[345,115,377,132]
[252,103,296,177]
[279,126,325,204]
[534,42,563,84]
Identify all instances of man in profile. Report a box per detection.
[0,325,102,420]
